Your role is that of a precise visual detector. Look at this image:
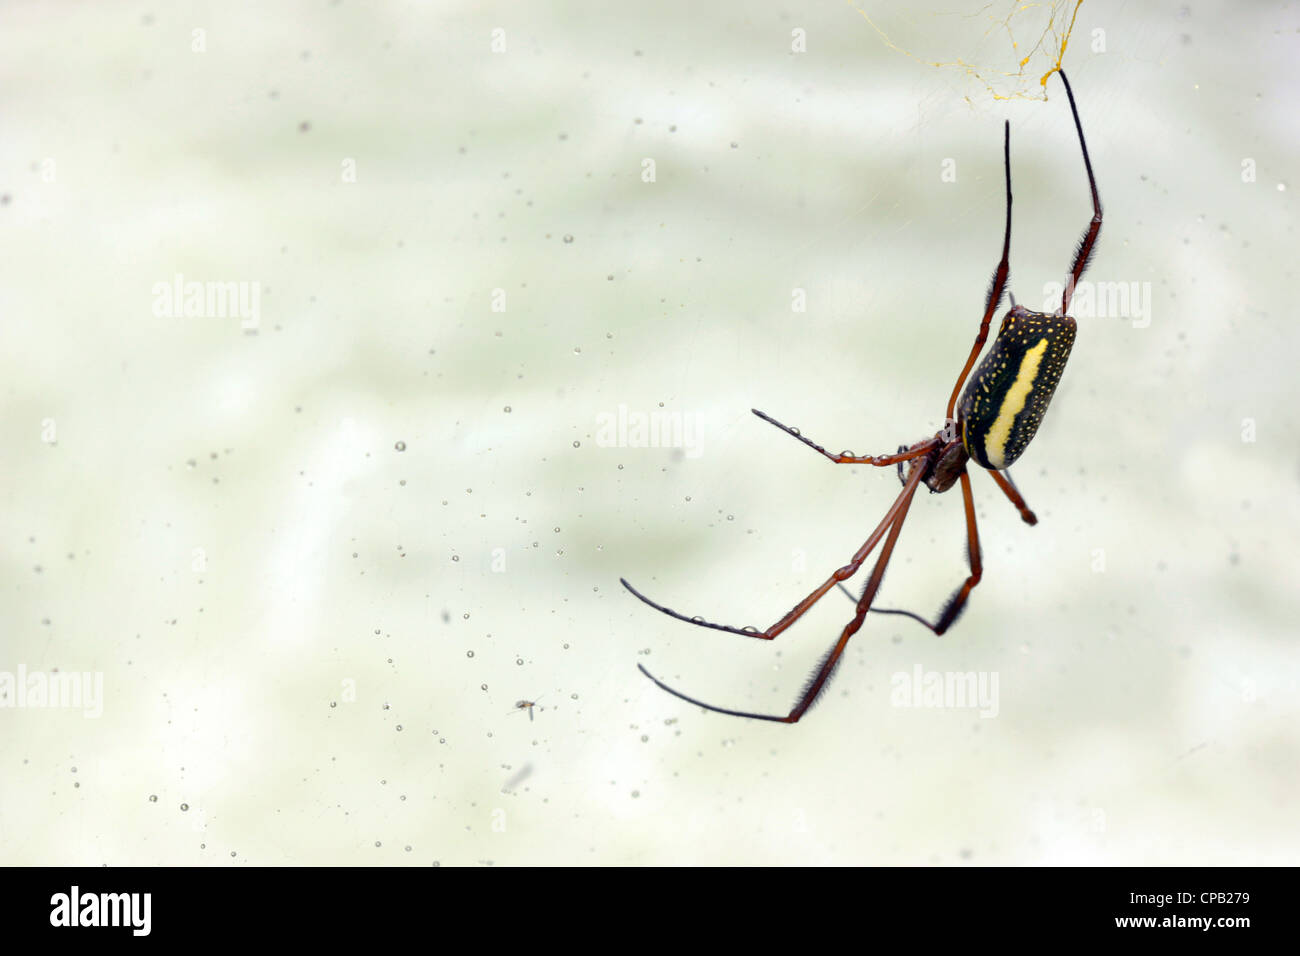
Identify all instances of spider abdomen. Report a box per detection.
[959,306,1076,471]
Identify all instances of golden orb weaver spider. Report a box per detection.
[622,70,1102,724]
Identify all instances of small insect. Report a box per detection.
[623,70,1102,723]
[507,696,543,721]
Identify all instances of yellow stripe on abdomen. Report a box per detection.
[983,337,1049,469]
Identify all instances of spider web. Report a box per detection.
[847,0,1086,102]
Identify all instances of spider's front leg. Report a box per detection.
[867,470,983,635]
[636,461,928,723]
[620,464,923,643]
[843,466,1036,634]
[751,408,941,467]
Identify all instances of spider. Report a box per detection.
[621,69,1102,724]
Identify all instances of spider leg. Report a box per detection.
[1056,70,1102,315]
[868,470,983,635]
[620,462,924,642]
[638,464,924,723]
[751,408,941,466]
[894,445,910,487]
[946,120,1012,420]
[988,468,1037,525]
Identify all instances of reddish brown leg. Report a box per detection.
[988,468,1037,525]
[751,408,941,467]
[946,120,1013,420]
[1057,70,1102,315]
[867,470,982,634]
[638,463,924,723]
[620,461,926,642]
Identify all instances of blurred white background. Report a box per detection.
[1,0,1296,865]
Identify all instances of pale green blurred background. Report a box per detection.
[1,0,1296,865]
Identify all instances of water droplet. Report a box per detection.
[395,441,406,451]
[563,234,574,243]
